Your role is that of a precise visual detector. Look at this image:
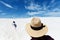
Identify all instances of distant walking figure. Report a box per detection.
[13,21,17,28]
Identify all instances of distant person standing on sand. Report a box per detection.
[13,21,17,28]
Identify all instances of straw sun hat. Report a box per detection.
[26,18,48,37]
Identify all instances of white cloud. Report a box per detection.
[51,0,55,3]
[25,1,47,15]
[0,10,6,15]
[25,0,49,16]
[25,1,42,11]
[43,4,48,11]
[44,11,60,16]
[52,8,60,12]
[1,13,6,15]
[27,11,39,15]
[0,1,13,8]
[25,0,60,16]
[0,10,2,12]
[27,11,45,15]
[44,8,60,16]
[47,0,55,8]
[27,7,60,16]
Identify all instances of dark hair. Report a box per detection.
[13,21,15,23]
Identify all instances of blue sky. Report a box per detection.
[0,0,60,18]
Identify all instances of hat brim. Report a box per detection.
[26,23,48,37]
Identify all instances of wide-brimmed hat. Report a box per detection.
[26,18,48,37]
